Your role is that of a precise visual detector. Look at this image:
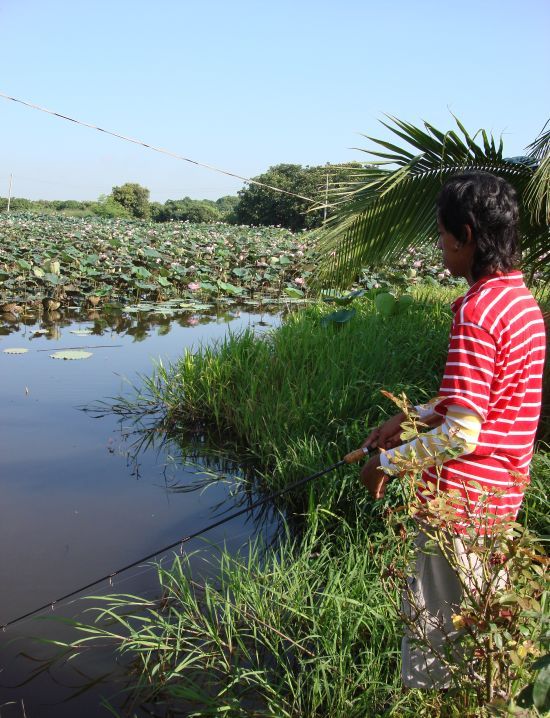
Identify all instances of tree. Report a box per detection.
[233,163,361,231]
[93,194,131,219]
[111,182,151,219]
[215,195,239,221]
[154,198,221,223]
[316,117,549,286]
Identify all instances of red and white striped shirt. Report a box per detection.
[419,271,546,533]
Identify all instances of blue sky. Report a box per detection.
[1,0,548,202]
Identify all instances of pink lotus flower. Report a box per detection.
[413,260,422,268]
[294,277,305,286]
[187,317,199,326]
[188,282,201,292]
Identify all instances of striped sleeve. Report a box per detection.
[436,321,496,420]
[380,404,482,474]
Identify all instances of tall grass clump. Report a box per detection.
[47,509,415,717]
[133,289,456,507]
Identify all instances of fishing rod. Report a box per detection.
[2,445,374,630]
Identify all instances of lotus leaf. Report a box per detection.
[50,350,93,360]
[374,293,397,316]
[284,287,304,298]
[398,295,414,311]
[322,289,366,305]
[320,308,356,326]
[2,347,29,354]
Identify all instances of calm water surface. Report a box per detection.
[0,306,281,717]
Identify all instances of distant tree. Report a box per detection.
[0,197,33,212]
[149,201,164,222]
[111,182,151,219]
[232,163,362,231]
[215,195,239,220]
[93,194,131,219]
[154,197,221,223]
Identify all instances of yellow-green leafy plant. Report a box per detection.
[376,391,549,716]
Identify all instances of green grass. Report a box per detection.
[133,289,457,508]
[46,287,548,716]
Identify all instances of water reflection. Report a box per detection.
[0,304,283,717]
[0,298,290,344]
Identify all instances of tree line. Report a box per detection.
[0,162,361,231]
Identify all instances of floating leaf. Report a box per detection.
[2,347,29,354]
[70,329,93,335]
[50,350,93,360]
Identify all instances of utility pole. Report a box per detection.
[323,169,329,223]
[7,173,13,213]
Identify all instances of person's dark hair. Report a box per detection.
[436,171,520,280]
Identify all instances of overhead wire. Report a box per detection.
[0,91,329,207]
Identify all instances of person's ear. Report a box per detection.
[463,224,474,246]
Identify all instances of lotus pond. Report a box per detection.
[0,215,461,314]
[0,302,285,717]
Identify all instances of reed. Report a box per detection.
[45,287,548,716]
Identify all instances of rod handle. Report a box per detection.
[343,446,374,464]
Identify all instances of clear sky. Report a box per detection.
[1,0,548,203]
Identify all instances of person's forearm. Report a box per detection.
[380,404,482,475]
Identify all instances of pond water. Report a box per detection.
[0,304,282,717]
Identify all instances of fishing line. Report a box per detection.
[0,92,330,208]
[1,446,373,630]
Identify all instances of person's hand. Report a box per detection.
[360,454,389,499]
[362,412,405,451]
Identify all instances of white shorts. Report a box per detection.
[401,529,502,689]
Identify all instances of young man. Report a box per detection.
[360,171,546,688]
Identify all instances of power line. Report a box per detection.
[0,92,325,206]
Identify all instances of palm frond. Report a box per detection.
[316,117,549,288]
[524,121,550,225]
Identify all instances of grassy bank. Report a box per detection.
[131,288,455,507]
[54,288,548,716]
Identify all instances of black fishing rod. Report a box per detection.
[2,446,374,630]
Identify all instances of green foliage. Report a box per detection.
[377,394,549,712]
[40,513,405,717]
[0,215,316,305]
[233,162,362,231]
[0,197,33,211]
[125,291,454,503]
[111,182,151,219]
[214,194,240,220]
[92,193,131,218]
[155,197,221,223]
[317,116,550,287]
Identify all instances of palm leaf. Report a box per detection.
[316,117,549,288]
[524,121,550,225]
